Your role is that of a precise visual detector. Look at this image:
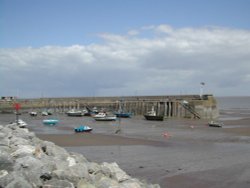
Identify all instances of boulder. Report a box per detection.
[0,124,160,188]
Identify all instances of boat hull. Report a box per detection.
[94,117,117,121]
[209,123,222,128]
[67,112,84,117]
[208,121,223,128]
[74,126,92,132]
[94,117,116,121]
[144,115,164,121]
[43,119,59,125]
[115,113,132,118]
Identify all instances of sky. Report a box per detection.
[1,0,250,98]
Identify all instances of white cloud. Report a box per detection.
[1,25,250,98]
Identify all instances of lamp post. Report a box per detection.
[200,82,205,98]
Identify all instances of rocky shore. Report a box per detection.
[0,124,160,188]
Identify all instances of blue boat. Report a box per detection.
[43,119,59,125]
[114,99,132,118]
[74,125,93,132]
[114,112,132,118]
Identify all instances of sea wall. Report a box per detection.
[0,94,219,119]
[0,124,160,188]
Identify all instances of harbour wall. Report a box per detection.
[0,94,219,119]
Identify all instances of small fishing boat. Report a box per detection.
[66,109,84,116]
[93,112,117,121]
[43,119,59,125]
[42,111,49,116]
[144,106,164,121]
[29,111,38,116]
[114,111,132,118]
[114,99,132,118]
[208,121,223,128]
[74,125,93,132]
[10,119,28,128]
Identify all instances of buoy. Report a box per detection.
[162,131,171,138]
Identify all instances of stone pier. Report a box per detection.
[0,94,219,119]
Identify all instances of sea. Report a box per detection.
[215,96,250,121]
[216,96,250,110]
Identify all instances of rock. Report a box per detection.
[0,151,14,171]
[0,124,160,188]
[40,173,52,181]
[101,162,130,182]
[43,179,74,188]
[77,179,96,188]
[40,141,69,159]
[120,179,142,188]
[94,175,119,188]
[5,176,32,188]
[0,170,8,179]
[52,163,90,185]
[10,145,35,158]
[87,162,101,175]
[67,156,76,167]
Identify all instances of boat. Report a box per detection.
[74,125,93,133]
[114,111,132,118]
[43,119,59,125]
[93,112,117,121]
[47,109,53,115]
[29,111,38,116]
[208,121,223,128]
[66,109,84,117]
[10,119,28,128]
[42,111,49,116]
[144,106,164,121]
[114,100,132,118]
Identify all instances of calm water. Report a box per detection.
[216,96,250,110]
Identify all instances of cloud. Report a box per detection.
[1,25,250,97]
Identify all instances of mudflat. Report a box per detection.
[36,133,166,147]
[1,112,250,187]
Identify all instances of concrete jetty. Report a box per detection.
[0,94,218,119]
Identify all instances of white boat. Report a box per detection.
[208,121,223,128]
[42,111,48,116]
[93,112,117,121]
[144,106,164,121]
[10,119,28,128]
[29,111,38,116]
[66,109,84,116]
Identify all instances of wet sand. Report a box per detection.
[1,112,250,187]
[36,133,166,147]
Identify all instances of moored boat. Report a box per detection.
[74,125,93,132]
[43,119,59,125]
[144,106,164,121]
[93,112,117,121]
[10,119,28,128]
[114,111,132,118]
[42,111,49,116]
[66,109,84,117]
[114,99,132,118]
[29,111,38,116]
[208,121,223,128]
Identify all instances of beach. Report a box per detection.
[33,117,250,188]
[1,97,250,187]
